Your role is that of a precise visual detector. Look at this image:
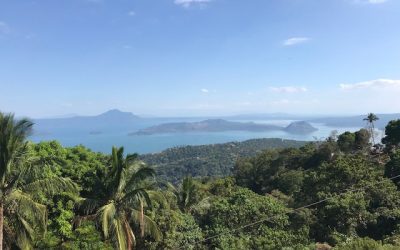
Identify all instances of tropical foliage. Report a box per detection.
[140,138,306,183]
[0,113,77,250]
[77,147,161,250]
[2,111,400,249]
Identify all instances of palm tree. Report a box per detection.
[168,176,209,214]
[364,113,379,145]
[78,146,160,250]
[0,112,78,250]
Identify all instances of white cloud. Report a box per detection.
[0,22,10,34]
[270,98,319,107]
[354,0,387,4]
[201,88,209,93]
[340,79,400,90]
[283,37,311,46]
[174,0,212,8]
[128,11,136,16]
[367,0,387,3]
[270,86,308,93]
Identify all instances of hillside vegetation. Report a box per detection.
[1,112,400,249]
[140,138,307,183]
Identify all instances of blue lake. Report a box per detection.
[29,119,369,154]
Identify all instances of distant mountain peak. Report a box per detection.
[98,109,139,119]
[100,109,126,115]
[284,121,317,134]
[202,119,228,123]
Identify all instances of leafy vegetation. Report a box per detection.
[2,111,400,249]
[140,138,307,183]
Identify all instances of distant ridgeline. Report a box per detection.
[32,109,400,136]
[140,138,307,183]
[132,119,318,135]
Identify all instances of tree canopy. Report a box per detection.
[2,110,400,249]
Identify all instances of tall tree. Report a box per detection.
[78,147,160,250]
[363,113,379,145]
[168,176,209,214]
[382,120,400,151]
[0,112,77,249]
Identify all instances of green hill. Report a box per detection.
[140,138,307,183]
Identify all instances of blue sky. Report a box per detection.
[0,0,399,118]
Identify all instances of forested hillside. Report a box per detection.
[2,112,400,249]
[140,138,307,183]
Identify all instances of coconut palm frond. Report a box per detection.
[0,113,33,183]
[3,171,23,195]
[124,219,136,249]
[147,190,169,209]
[6,190,47,230]
[122,188,151,207]
[125,153,139,165]
[97,202,116,238]
[16,215,35,240]
[125,166,155,189]
[111,147,125,192]
[75,197,104,215]
[15,230,33,250]
[113,218,127,250]
[85,146,160,249]
[130,208,161,241]
[166,182,178,193]
[22,177,79,197]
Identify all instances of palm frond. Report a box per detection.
[97,202,116,238]
[75,197,104,215]
[166,182,178,193]
[122,188,152,208]
[125,166,155,190]
[22,177,79,197]
[0,113,33,185]
[130,209,161,241]
[15,230,33,250]
[113,218,127,250]
[14,117,34,138]
[125,153,139,165]
[147,190,169,209]
[124,219,136,249]
[17,215,35,240]
[4,171,23,195]
[110,146,126,196]
[116,167,129,198]
[5,190,47,235]
[11,215,36,249]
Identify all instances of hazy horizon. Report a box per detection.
[1,0,400,117]
[8,108,400,120]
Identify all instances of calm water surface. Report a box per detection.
[30,119,368,154]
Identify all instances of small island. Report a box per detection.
[130,119,318,135]
[284,121,318,134]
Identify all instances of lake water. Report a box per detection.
[29,119,367,154]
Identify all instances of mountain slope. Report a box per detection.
[284,121,318,134]
[131,119,317,135]
[33,109,141,133]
